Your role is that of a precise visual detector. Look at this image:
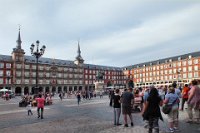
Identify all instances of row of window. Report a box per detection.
[85,80,125,85]
[85,69,122,75]
[0,63,11,68]
[135,72,199,83]
[134,66,199,78]
[13,79,84,85]
[134,59,199,73]
[84,75,124,80]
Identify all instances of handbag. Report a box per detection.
[162,98,177,114]
[162,104,172,114]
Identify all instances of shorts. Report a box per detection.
[122,106,132,115]
[167,105,178,122]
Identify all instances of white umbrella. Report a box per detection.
[0,88,9,92]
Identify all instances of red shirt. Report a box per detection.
[36,98,45,108]
[182,87,190,99]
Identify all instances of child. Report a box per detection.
[27,102,33,116]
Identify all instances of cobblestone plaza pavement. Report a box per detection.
[0,96,200,133]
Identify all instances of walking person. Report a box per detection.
[77,91,81,105]
[121,87,134,127]
[186,79,200,124]
[27,102,33,116]
[113,89,122,126]
[35,94,45,119]
[142,86,151,128]
[142,87,163,133]
[59,92,63,101]
[99,90,103,99]
[109,90,114,107]
[180,84,190,111]
[163,86,180,133]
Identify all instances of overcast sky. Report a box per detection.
[0,0,200,67]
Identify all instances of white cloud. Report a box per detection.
[0,0,200,67]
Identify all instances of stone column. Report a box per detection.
[43,86,46,94]
[49,86,52,93]
[29,87,32,94]
[61,86,63,92]
[21,87,24,95]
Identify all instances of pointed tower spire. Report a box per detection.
[74,40,84,65]
[16,26,22,49]
[12,26,25,54]
[77,40,81,57]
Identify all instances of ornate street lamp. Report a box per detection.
[30,40,46,94]
[6,72,11,90]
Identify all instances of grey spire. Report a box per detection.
[16,27,22,49]
[75,41,84,64]
[77,41,81,57]
[12,27,25,54]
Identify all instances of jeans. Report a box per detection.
[28,110,33,115]
[187,104,200,120]
[148,117,159,133]
[77,98,81,105]
[181,98,188,110]
[37,107,44,119]
[114,108,121,125]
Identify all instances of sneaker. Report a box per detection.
[117,123,122,126]
[193,120,200,124]
[131,122,134,127]
[124,124,128,127]
[173,127,180,132]
[166,128,174,133]
[186,119,193,123]
[144,124,148,128]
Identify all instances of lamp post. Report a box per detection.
[30,40,46,94]
[6,72,11,90]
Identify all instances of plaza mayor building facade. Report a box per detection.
[123,51,200,87]
[0,30,126,95]
[1,30,200,95]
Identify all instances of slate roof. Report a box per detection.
[0,54,122,70]
[0,55,12,62]
[123,51,200,70]
[83,63,122,71]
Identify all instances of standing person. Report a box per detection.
[180,84,190,111]
[59,92,63,101]
[187,79,200,124]
[99,90,103,98]
[109,90,114,107]
[142,87,163,133]
[121,87,134,127]
[35,94,45,119]
[77,91,81,105]
[163,86,180,133]
[142,86,150,128]
[27,102,33,116]
[113,89,122,126]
